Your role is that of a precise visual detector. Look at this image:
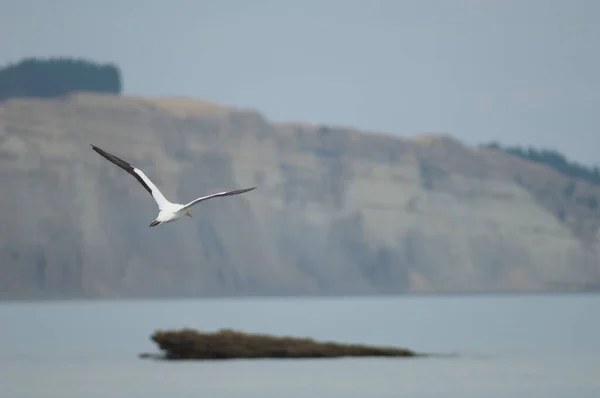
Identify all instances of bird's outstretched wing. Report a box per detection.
[90,144,171,210]
[184,187,256,208]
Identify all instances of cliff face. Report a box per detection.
[1,93,599,299]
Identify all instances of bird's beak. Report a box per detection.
[185,208,192,217]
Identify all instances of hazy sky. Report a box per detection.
[2,0,598,165]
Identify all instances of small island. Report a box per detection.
[140,328,427,360]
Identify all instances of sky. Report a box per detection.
[1,0,598,165]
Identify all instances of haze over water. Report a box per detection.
[1,293,599,397]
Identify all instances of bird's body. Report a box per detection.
[153,205,187,226]
[90,144,256,227]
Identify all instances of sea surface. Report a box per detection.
[1,293,599,398]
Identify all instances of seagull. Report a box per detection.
[90,144,256,227]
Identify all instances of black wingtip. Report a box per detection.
[241,187,257,194]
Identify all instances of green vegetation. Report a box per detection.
[481,141,600,186]
[0,57,122,101]
[141,328,423,360]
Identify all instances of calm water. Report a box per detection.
[1,293,599,397]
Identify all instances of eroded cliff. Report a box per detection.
[0,93,598,298]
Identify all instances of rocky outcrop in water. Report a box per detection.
[141,328,421,360]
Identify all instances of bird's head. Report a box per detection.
[185,208,192,217]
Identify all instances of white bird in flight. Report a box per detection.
[91,144,256,227]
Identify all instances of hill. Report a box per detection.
[0,93,599,299]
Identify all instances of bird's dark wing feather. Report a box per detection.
[90,144,153,196]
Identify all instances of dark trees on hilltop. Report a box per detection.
[481,141,600,186]
[0,57,122,101]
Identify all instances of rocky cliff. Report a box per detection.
[1,93,599,299]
